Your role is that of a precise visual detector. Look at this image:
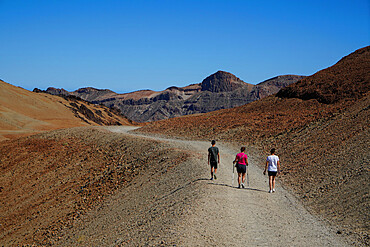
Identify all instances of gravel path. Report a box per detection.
[58,126,348,246]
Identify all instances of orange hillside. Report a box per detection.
[0,80,134,141]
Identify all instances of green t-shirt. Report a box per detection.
[208,146,219,162]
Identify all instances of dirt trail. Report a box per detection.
[58,126,348,246]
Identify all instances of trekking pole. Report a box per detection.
[246,165,250,187]
[232,162,235,187]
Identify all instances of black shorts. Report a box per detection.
[210,160,218,169]
[268,171,277,176]
[236,163,246,174]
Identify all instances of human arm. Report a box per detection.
[277,160,281,176]
[217,152,220,164]
[263,160,268,175]
[208,152,210,165]
[233,154,238,164]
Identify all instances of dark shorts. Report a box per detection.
[268,171,277,176]
[236,163,246,174]
[210,160,218,169]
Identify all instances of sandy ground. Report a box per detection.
[56,126,348,246]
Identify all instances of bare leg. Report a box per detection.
[242,173,246,184]
[238,173,242,186]
[272,176,276,190]
[269,176,273,191]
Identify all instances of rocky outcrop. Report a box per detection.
[42,71,305,122]
[72,87,117,102]
[43,87,117,102]
[201,71,248,92]
[251,75,306,99]
[43,87,70,96]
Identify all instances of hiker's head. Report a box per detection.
[241,147,246,152]
[211,140,216,145]
[271,148,276,154]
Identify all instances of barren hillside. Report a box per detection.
[0,127,188,245]
[138,46,369,142]
[138,46,370,245]
[0,80,134,141]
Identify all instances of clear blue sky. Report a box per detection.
[1,0,369,93]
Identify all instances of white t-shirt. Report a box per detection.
[267,155,279,172]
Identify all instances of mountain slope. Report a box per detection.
[44,71,305,122]
[138,46,369,141]
[277,46,370,103]
[0,80,134,141]
[137,46,370,245]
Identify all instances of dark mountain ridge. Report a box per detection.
[42,71,305,122]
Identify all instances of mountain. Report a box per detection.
[45,87,117,102]
[0,80,135,141]
[137,46,370,245]
[200,70,249,92]
[251,75,308,99]
[44,71,305,122]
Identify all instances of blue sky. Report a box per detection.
[0,0,369,93]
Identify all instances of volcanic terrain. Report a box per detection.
[0,80,134,141]
[0,46,368,246]
[138,46,370,245]
[42,71,305,122]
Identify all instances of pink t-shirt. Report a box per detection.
[236,152,248,165]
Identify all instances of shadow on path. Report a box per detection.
[155,178,210,202]
[157,178,267,202]
[208,182,267,193]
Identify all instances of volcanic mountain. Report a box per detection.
[137,46,370,245]
[0,80,134,141]
[43,71,305,122]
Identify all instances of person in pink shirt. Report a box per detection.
[233,147,249,188]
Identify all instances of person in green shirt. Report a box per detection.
[208,140,220,180]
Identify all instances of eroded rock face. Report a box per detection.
[43,87,70,96]
[43,71,305,122]
[201,71,248,92]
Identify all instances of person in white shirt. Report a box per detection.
[263,148,281,193]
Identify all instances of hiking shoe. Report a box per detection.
[272,189,276,193]
[238,184,241,189]
[210,177,213,180]
[268,190,272,193]
[241,183,245,188]
[214,174,217,180]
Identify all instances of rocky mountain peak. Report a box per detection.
[75,87,115,94]
[201,71,248,92]
[45,87,70,96]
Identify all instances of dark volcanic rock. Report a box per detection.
[45,87,116,102]
[200,71,249,92]
[42,71,305,122]
[45,87,70,96]
[72,87,116,102]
